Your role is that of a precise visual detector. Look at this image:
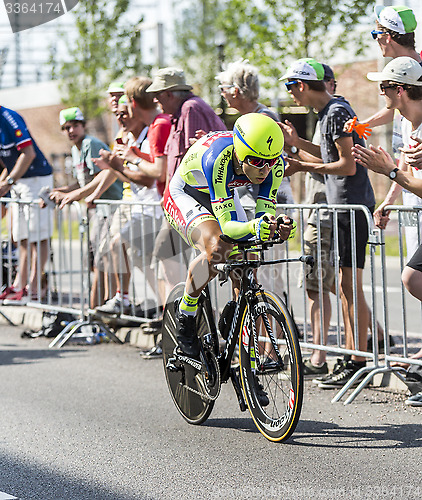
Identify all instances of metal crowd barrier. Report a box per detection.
[378,206,422,370]
[210,203,421,404]
[2,197,422,403]
[0,198,122,347]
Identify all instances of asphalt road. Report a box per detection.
[0,327,421,500]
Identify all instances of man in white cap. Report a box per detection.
[280,58,376,390]
[352,57,422,406]
[349,5,422,254]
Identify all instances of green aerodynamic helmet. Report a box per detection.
[233,113,284,162]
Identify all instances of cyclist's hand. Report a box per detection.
[253,214,277,241]
[276,214,297,241]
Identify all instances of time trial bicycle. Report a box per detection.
[161,234,313,442]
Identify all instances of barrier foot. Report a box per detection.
[48,319,85,349]
[0,310,16,326]
[331,366,373,403]
[93,320,124,344]
[342,367,387,405]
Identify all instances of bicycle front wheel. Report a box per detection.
[161,284,216,425]
[239,290,303,442]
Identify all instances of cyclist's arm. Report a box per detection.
[206,153,256,240]
[255,159,285,218]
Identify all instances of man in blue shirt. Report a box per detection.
[0,105,54,303]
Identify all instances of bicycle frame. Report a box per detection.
[213,237,313,382]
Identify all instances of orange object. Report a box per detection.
[347,116,372,140]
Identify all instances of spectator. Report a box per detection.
[347,5,421,257]
[352,56,422,405]
[289,64,337,376]
[106,81,125,114]
[95,77,170,315]
[141,67,226,358]
[216,59,294,208]
[50,107,123,308]
[146,67,226,310]
[280,58,376,389]
[106,80,126,143]
[0,106,54,303]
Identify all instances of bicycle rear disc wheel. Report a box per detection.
[162,284,216,425]
[239,290,303,442]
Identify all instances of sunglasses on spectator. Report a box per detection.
[218,84,235,91]
[285,80,300,90]
[244,156,279,169]
[371,30,386,40]
[379,83,399,92]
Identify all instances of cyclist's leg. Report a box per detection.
[163,176,233,354]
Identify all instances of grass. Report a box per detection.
[52,219,81,240]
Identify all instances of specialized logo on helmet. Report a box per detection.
[267,136,273,151]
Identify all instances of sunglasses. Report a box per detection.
[379,83,399,92]
[285,80,299,90]
[244,156,279,169]
[371,30,386,40]
[218,84,235,92]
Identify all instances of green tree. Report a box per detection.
[174,0,375,103]
[57,0,145,119]
[173,0,224,106]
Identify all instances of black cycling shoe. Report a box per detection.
[253,374,269,407]
[174,299,200,358]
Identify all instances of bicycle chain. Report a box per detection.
[178,355,221,402]
[180,381,219,401]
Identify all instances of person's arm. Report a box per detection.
[85,170,118,208]
[0,145,36,196]
[124,148,166,182]
[0,159,7,181]
[279,120,322,159]
[93,150,155,188]
[284,136,356,177]
[372,154,407,229]
[361,107,395,128]
[344,107,395,132]
[58,170,111,208]
[352,143,422,198]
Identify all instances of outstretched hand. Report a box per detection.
[352,143,395,175]
[278,120,299,147]
[346,116,372,139]
[400,136,422,170]
[283,157,303,177]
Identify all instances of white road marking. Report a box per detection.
[0,493,18,500]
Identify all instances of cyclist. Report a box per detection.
[163,113,296,357]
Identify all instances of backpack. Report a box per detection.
[21,311,77,339]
